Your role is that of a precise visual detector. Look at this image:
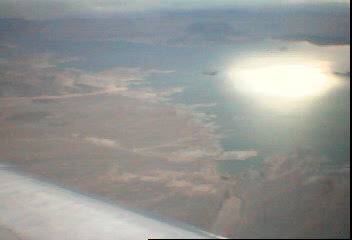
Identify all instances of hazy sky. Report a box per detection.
[0,0,350,19]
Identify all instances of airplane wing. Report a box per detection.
[0,165,222,240]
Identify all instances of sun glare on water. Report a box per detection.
[228,58,337,100]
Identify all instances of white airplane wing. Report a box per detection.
[0,165,222,240]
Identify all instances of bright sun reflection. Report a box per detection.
[228,58,336,99]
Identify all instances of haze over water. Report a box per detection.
[0,0,350,238]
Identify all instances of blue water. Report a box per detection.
[217,156,264,175]
[16,38,350,164]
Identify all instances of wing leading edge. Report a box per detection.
[0,165,222,240]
